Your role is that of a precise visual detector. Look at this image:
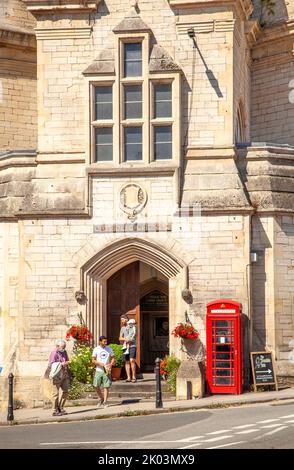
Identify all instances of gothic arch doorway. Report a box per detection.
[106,261,169,370]
[80,238,188,362]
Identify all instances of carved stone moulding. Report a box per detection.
[35,27,93,40]
[23,0,101,13]
[168,0,253,20]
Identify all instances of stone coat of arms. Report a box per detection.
[119,183,147,221]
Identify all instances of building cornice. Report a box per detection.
[251,20,294,66]
[186,146,237,159]
[0,23,36,51]
[35,27,93,40]
[168,0,253,20]
[22,0,101,13]
[245,19,261,49]
[0,150,37,170]
[86,164,179,177]
[255,19,294,46]
[176,19,235,35]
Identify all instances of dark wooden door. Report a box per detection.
[107,261,140,367]
[140,290,169,371]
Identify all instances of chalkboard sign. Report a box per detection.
[250,352,278,391]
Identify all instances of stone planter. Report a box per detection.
[176,359,205,400]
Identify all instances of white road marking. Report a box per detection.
[257,419,280,424]
[262,426,288,436]
[279,414,294,419]
[285,420,294,424]
[207,441,245,450]
[261,423,286,429]
[179,443,202,449]
[202,435,233,443]
[40,440,199,446]
[254,426,288,440]
[206,429,232,435]
[235,429,259,435]
[232,424,256,429]
[178,436,205,442]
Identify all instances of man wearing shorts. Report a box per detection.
[119,317,137,383]
[92,336,115,408]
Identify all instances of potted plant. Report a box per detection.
[108,343,123,381]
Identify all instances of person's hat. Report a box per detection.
[49,361,62,380]
[127,319,136,324]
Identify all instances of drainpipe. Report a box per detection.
[248,212,255,353]
[244,212,254,390]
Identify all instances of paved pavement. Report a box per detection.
[1,401,294,449]
[1,387,294,426]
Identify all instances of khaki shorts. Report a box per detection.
[93,370,112,388]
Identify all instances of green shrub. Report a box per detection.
[108,343,124,368]
[69,344,95,384]
[68,377,84,400]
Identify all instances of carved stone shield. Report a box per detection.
[119,183,147,220]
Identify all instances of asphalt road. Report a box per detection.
[0,401,294,449]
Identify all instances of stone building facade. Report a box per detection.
[0,0,294,406]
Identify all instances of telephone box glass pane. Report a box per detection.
[215,320,230,327]
[216,361,230,368]
[216,378,231,385]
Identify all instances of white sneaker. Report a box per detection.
[102,402,109,408]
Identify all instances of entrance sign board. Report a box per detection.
[250,351,278,391]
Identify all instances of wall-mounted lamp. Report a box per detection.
[75,290,87,305]
[187,27,197,48]
[181,288,193,305]
[250,252,258,263]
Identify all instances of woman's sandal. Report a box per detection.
[131,379,137,383]
[125,379,131,382]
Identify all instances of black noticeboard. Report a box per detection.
[250,351,278,391]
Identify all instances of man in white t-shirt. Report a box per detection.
[92,336,115,408]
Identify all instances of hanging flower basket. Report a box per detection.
[66,325,93,344]
[171,322,199,341]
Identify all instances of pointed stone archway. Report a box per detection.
[79,238,188,358]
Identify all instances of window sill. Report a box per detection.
[86,161,178,176]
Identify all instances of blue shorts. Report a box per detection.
[123,347,137,361]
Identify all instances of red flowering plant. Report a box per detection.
[171,322,199,340]
[160,359,168,378]
[66,325,93,345]
[159,355,181,393]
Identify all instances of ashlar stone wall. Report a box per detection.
[0,74,37,151]
[0,209,250,405]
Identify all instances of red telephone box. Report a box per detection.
[206,300,242,395]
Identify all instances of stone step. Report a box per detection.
[110,382,169,393]
[86,391,174,399]
[65,396,175,407]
